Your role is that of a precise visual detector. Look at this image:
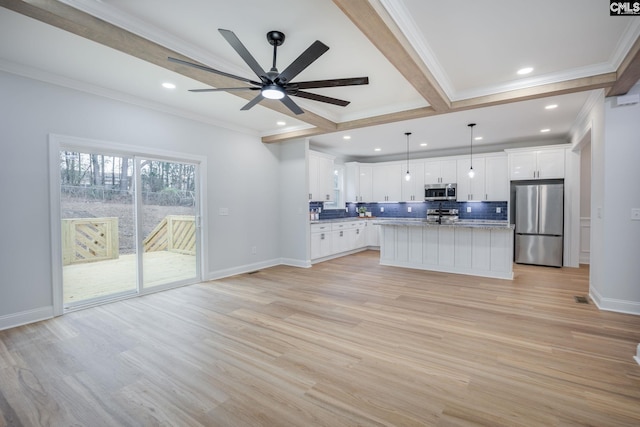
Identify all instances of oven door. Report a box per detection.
[425,186,447,200]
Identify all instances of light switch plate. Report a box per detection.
[632,208,640,220]
[219,207,229,216]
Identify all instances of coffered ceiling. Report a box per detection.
[1,0,639,160]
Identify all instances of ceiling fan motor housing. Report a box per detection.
[267,31,285,46]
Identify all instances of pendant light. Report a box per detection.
[404,132,412,181]
[467,123,476,178]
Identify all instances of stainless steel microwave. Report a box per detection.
[424,183,457,201]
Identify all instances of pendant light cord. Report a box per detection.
[405,132,411,181]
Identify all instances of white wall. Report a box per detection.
[278,139,311,267]
[0,70,295,328]
[598,84,640,313]
[572,84,640,315]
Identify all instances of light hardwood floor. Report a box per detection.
[1,251,639,426]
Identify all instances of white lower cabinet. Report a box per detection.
[366,222,380,247]
[378,223,514,279]
[310,223,332,260]
[311,220,374,261]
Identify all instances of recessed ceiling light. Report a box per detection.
[420,143,428,147]
[374,148,381,152]
[343,135,351,140]
[545,104,558,110]
[517,67,533,75]
[162,82,176,89]
[276,121,286,126]
[540,128,551,133]
[474,136,483,141]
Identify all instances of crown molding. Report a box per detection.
[0,58,261,137]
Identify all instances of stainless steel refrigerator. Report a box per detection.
[514,183,564,267]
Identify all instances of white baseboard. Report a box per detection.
[206,258,283,281]
[0,306,54,331]
[279,258,312,268]
[590,287,640,316]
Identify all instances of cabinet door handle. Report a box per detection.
[309,193,312,200]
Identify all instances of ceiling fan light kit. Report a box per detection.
[168,29,369,115]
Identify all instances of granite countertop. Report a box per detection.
[310,217,379,224]
[373,219,514,229]
[311,217,513,229]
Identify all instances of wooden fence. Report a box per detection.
[62,217,119,266]
[143,215,196,255]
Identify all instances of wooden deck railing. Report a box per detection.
[62,215,195,266]
[62,218,119,265]
[143,215,196,255]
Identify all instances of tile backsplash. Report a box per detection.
[310,201,508,221]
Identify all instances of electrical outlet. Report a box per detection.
[380,207,384,213]
[219,207,229,216]
[251,246,257,254]
[407,207,412,213]
[632,208,640,221]
[466,207,472,213]
[496,207,501,213]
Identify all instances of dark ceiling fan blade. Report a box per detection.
[218,29,269,82]
[168,57,262,86]
[189,87,259,92]
[240,93,264,111]
[280,95,304,115]
[291,90,350,107]
[276,40,329,84]
[293,77,369,89]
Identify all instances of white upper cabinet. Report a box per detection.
[484,154,509,201]
[457,154,508,201]
[457,157,486,201]
[309,151,334,201]
[509,147,565,180]
[345,162,373,202]
[401,160,425,202]
[424,159,457,184]
[372,163,402,202]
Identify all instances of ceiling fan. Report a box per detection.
[168,29,369,115]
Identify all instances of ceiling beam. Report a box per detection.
[0,0,338,131]
[451,73,618,111]
[332,0,451,112]
[608,34,640,96]
[262,72,617,143]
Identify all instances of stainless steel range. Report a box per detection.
[426,208,459,224]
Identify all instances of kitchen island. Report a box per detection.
[376,220,514,279]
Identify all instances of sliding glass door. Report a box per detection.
[58,148,200,310]
[139,158,198,289]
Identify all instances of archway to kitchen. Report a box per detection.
[50,135,203,314]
